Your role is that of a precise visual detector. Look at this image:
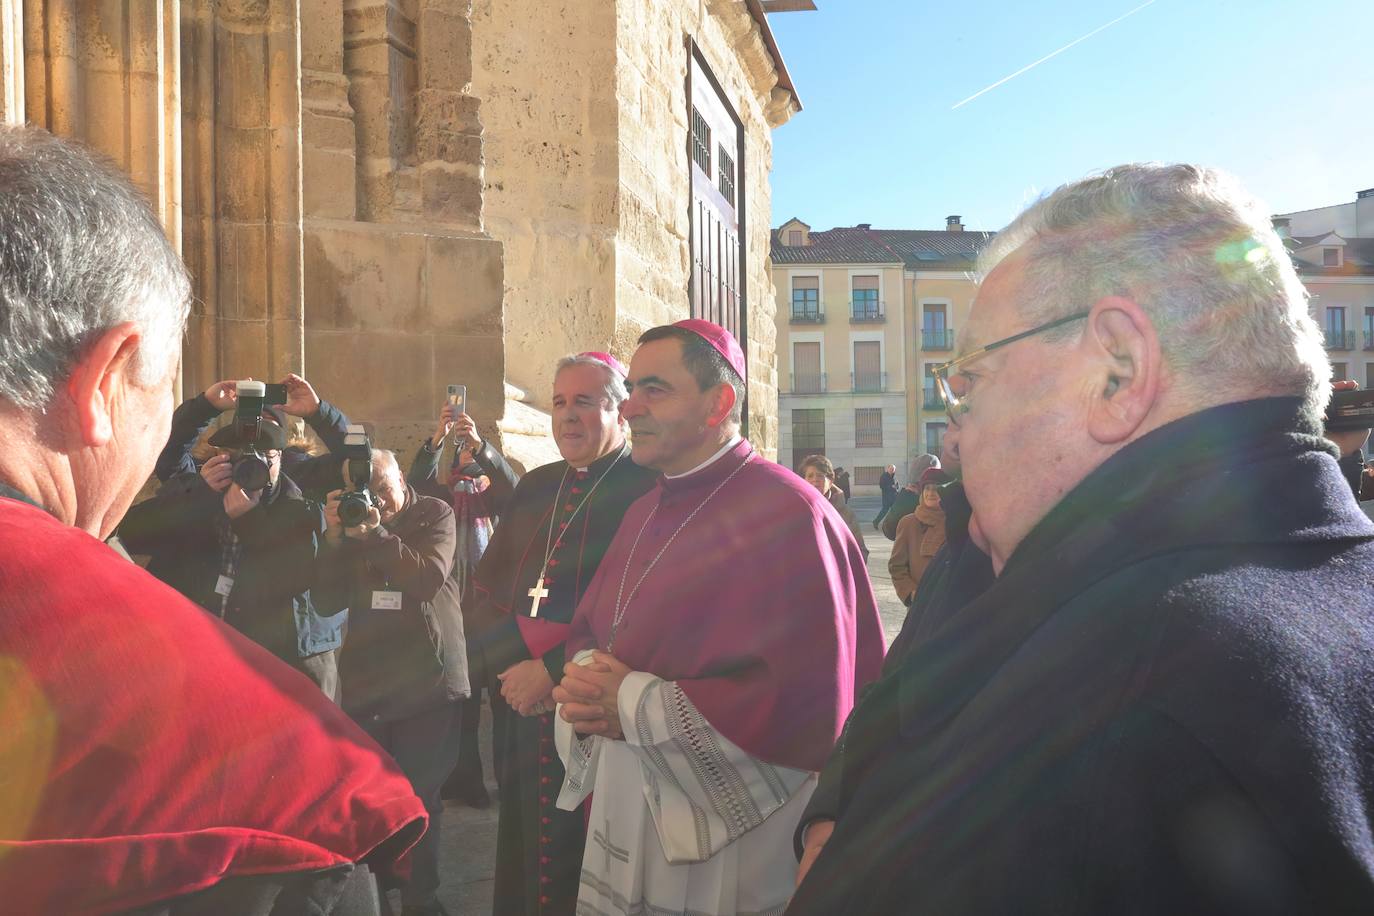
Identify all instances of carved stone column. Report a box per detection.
[18,0,180,233]
[414,0,481,230]
[301,0,356,221]
[180,0,304,393]
[343,0,418,221]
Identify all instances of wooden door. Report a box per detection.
[688,43,747,423]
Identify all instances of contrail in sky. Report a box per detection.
[951,0,1158,110]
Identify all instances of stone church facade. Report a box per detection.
[0,0,797,468]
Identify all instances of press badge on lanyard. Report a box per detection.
[372,590,403,610]
[214,575,234,597]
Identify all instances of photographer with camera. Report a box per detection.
[410,399,520,808]
[316,441,465,916]
[119,383,343,698]
[153,372,353,493]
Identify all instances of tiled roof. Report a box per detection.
[1293,236,1374,277]
[771,225,993,268]
[1287,233,1343,248]
[872,229,996,268]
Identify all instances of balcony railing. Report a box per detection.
[789,306,825,324]
[851,371,887,393]
[1365,330,1374,350]
[1326,329,1356,350]
[922,328,955,350]
[791,372,827,394]
[922,387,943,410]
[849,301,886,323]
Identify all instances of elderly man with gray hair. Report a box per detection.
[316,448,464,916]
[788,164,1374,914]
[0,126,426,911]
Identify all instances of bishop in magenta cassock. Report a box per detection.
[553,321,886,916]
[468,352,658,916]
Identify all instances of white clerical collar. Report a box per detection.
[665,435,743,479]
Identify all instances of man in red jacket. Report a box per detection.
[0,125,426,913]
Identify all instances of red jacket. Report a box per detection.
[0,496,426,915]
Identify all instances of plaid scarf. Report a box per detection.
[214,514,242,618]
[213,480,274,616]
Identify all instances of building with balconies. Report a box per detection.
[771,216,990,491]
[1275,189,1374,390]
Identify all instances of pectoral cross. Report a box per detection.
[527,578,550,617]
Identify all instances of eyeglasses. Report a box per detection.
[931,311,1089,424]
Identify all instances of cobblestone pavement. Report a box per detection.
[430,494,907,915]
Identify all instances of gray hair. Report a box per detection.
[0,125,191,409]
[637,325,743,427]
[979,163,1330,415]
[369,448,402,481]
[555,353,630,408]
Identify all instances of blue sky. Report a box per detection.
[767,0,1374,233]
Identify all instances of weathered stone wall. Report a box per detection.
[469,0,620,419]
[180,0,306,408]
[20,0,180,233]
[473,0,793,460]
[2,0,792,465]
[297,0,505,455]
[613,0,791,458]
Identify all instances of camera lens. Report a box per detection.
[338,490,372,527]
[232,454,270,491]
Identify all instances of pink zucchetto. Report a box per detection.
[670,319,746,381]
[576,351,628,379]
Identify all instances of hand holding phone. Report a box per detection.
[447,384,467,414]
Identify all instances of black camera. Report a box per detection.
[233,450,271,491]
[226,381,285,491]
[338,424,374,527]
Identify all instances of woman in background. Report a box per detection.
[799,454,868,561]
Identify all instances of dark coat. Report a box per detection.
[796,484,994,853]
[468,444,657,913]
[835,469,852,502]
[878,469,897,498]
[879,487,920,540]
[407,437,519,518]
[470,443,658,682]
[314,488,463,724]
[788,398,1374,915]
[407,436,520,614]
[117,471,333,663]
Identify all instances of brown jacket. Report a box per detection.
[890,503,947,603]
[827,487,869,560]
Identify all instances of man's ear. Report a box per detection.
[1083,296,1161,445]
[64,322,142,448]
[704,382,738,428]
